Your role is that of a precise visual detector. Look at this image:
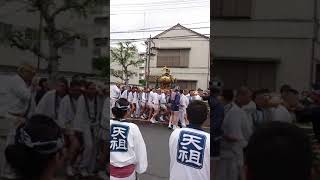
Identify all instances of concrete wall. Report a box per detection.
[212,0,317,91]
[150,26,210,90]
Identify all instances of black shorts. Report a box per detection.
[171,104,179,111]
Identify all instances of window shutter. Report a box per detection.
[222,0,236,17]
[236,0,252,17]
[213,0,223,17]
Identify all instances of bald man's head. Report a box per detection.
[236,86,252,106]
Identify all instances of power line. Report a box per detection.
[110,34,210,41]
[110,5,209,15]
[110,26,210,34]
[111,0,208,7]
[110,21,210,31]
[111,1,209,9]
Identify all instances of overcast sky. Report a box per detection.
[110,0,210,52]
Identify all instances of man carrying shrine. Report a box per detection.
[169,100,210,180]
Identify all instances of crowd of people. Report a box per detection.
[110,83,209,129]
[1,62,319,180]
[0,63,110,179]
[210,80,320,180]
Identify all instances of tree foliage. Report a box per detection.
[1,0,99,83]
[92,55,110,82]
[111,42,144,85]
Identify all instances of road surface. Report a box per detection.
[138,124,172,180]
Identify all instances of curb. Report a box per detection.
[127,118,210,131]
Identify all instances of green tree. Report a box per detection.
[1,0,99,84]
[92,55,110,83]
[111,42,144,85]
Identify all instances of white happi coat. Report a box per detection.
[0,75,35,134]
[121,90,128,99]
[110,85,121,108]
[100,97,110,141]
[110,120,148,179]
[147,92,153,107]
[271,104,294,123]
[141,92,147,104]
[215,102,245,180]
[57,95,79,129]
[179,94,189,112]
[0,75,35,178]
[169,127,210,180]
[36,90,63,121]
[132,92,138,104]
[127,92,133,103]
[240,101,256,146]
[74,95,102,172]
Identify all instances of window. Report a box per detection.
[0,22,12,43]
[213,0,252,19]
[94,38,108,47]
[94,17,109,25]
[157,49,190,68]
[80,37,88,47]
[61,40,75,54]
[24,28,38,41]
[176,80,197,90]
[93,47,101,56]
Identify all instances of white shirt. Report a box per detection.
[36,90,62,120]
[120,90,128,99]
[193,95,202,101]
[0,75,35,135]
[160,93,166,104]
[132,92,138,103]
[241,101,256,143]
[57,95,79,129]
[141,92,147,103]
[102,97,110,120]
[179,94,189,110]
[110,120,148,174]
[152,93,160,105]
[148,92,154,104]
[128,92,133,103]
[169,128,210,180]
[0,75,32,117]
[221,103,245,162]
[271,105,294,123]
[74,95,101,131]
[110,85,121,100]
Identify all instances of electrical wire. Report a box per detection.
[110,34,210,41]
[111,0,208,7]
[111,4,209,13]
[110,21,210,31]
[110,26,209,34]
[111,2,209,11]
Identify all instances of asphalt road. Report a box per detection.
[137,123,210,180]
[137,124,172,180]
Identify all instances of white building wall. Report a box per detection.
[212,0,317,91]
[150,26,210,90]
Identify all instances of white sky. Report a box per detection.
[110,0,210,52]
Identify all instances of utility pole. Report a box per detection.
[146,36,151,88]
[37,13,43,72]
